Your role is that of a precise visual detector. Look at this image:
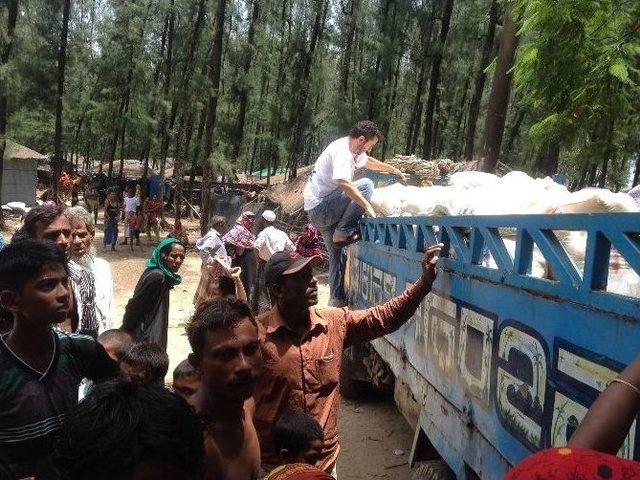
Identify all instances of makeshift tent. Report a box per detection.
[2,140,46,205]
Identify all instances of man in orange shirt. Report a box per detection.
[254,245,442,476]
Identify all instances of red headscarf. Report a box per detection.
[295,224,324,258]
[505,447,640,480]
[265,463,334,480]
[222,211,255,249]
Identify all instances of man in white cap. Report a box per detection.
[252,210,295,312]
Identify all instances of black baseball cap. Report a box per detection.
[264,251,323,287]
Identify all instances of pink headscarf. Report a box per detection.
[222,211,255,249]
[296,224,323,258]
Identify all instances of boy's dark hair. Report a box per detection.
[273,410,324,455]
[173,359,197,381]
[215,275,236,297]
[121,342,169,385]
[348,120,383,141]
[53,380,204,479]
[12,204,65,242]
[97,329,134,361]
[186,297,255,358]
[0,239,68,292]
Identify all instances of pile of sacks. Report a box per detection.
[370,170,640,297]
[385,155,455,185]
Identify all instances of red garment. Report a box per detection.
[295,224,324,258]
[505,447,640,480]
[223,212,255,249]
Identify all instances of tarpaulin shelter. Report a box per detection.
[2,140,46,205]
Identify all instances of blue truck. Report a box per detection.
[343,212,640,479]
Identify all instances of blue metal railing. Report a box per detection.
[360,213,640,320]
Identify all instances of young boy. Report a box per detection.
[127,210,143,250]
[54,380,205,479]
[173,358,202,401]
[97,328,134,362]
[186,297,262,480]
[120,342,169,386]
[272,411,325,467]
[0,240,118,478]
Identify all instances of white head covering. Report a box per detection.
[262,210,276,222]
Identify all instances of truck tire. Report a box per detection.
[411,460,455,480]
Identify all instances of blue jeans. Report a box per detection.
[307,178,374,306]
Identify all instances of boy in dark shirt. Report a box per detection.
[0,240,118,479]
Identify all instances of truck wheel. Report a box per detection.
[411,460,455,480]
[339,351,373,399]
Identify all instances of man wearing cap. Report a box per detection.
[254,243,442,477]
[303,120,407,308]
[252,210,295,312]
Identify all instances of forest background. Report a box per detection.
[0,0,638,228]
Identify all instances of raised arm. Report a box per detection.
[337,179,376,218]
[344,244,442,347]
[568,355,640,453]
[365,157,407,182]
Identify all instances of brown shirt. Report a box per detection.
[254,278,429,471]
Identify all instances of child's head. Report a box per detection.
[273,411,324,466]
[172,359,201,401]
[0,240,70,325]
[120,342,169,386]
[186,297,261,402]
[97,329,134,363]
[54,380,204,479]
[211,275,236,298]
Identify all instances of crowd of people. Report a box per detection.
[1,119,639,480]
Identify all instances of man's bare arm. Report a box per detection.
[365,157,407,181]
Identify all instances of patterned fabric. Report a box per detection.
[296,224,324,258]
[223,212,256,249]
[68,260,98,336]
[505,447,640,479]
[265,463,334,480]
[0,233,5,251]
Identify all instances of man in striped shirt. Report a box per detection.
[0,240,117,479]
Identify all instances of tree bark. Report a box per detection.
[479,4,519,173]
[464,0,498,161]
[156,0,176,176]
[0,0,18,221]
[173,0,208,220]
[598,116,615,188]
[422,0,455,160]
[405,1,437,155]
[534,141,560,177]
[287,0,329,179]
[633,151,640,187]
[502,108,525,158]
[339,0,360,101]
[52,0,72,201]
[201,0,228,234]
[232,0,259,159]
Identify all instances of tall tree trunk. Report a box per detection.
[187,107,206,212]
[339,0,360,103]
[156,0,175,176]
[0,0,18,221]
[502,109,525,158]
[464,0,498,161]
[232,0,259,159]
[534,141,560,177]
[52,0,72,202]
[479,4,519,173]
[451,76,470,158]
[405,1,437,155]
[633,152,640,187]
[173,0,208,220]
[287,0,329,179]
[117,94,130,181]
[201,0,228,234]
[421,0,455,160]
[598,116,615,188]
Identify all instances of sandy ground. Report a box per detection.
[2,213,414,478]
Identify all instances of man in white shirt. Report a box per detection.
[303,120,406,307]
[252,210,294,312]
[254,210,295,262]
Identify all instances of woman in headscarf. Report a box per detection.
[122,237,186,351]
[103,189,120,251]
[222,211,256,299]
[295,224,324,258]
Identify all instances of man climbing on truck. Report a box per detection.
[254,243,442,477]
[303,120,407,307]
